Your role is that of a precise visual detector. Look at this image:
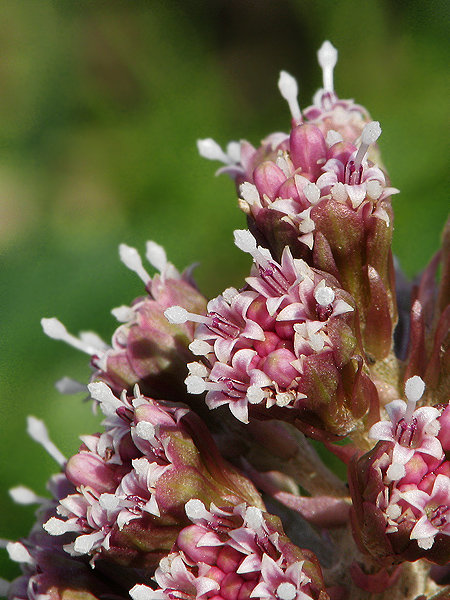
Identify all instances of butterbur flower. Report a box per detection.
[198,47,398,360]
[166,230,378,439]
[130,500,330,600]
[349,376,450,566]
[43,383,263,569]
[42,240,207,404]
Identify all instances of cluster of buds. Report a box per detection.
[3,41,450,600]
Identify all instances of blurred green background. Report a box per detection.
[1,0,449,583]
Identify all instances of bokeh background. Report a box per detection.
[1,0,449,583]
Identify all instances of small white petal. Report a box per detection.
[27,416,66,466]
[6,542,34,565]
[119,244,151,285]
[145,240,167,272]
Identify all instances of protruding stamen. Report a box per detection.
[187,362,209,378]
[303,183,321,205]
[404,375,426,422]
[197,138,236,164]
[277,582,297,600]
[164,306,208,325]
[145,240,167,273]
[55,377,87,395]
[129,585,155,600]
[386,462,406,483]
[9,486,45,505]
[88,382,122,416]
[353,121,382,170]
[234,230,271,270]
[185,375,207,394]
[314,285,335,307]
[6,542,34,565]
[189,339,212,356]
[27,416,66,466]
[278,71,302,123]
[111,305,135,323]
[185,498,210,522]
[41,318,105,356]
[317,41,338,93]
[240,182,261,206]
[119,244,151,285]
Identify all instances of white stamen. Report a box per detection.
[317,41,338,93]
[386,462,406,482]
[244,506,264,531]
[278,71,302,123]
[303,183,321,205]
[185,498,210,522]
[189,339,212,356]
[119,244,151,285]
[226,141,241,163]
[145,240,167,273]
[43,517,75,536]
[99,493,121,512]
[9,486,44,505]
[6,542,34,565]
[41,318,103,356]
[240,182,261,206]
[417,536,435,550]
[135,421,156,442]
[326,130,344,147]
[277,582,297,600]
[129,584,156,600]
[197,138,234,164]
[55,377,87,395]
[366,179,383,200]
[187,362,209,378]
[234,229,257,254]
[222,287,239,303]
[111,305,135,323]
[164,305,206,326]
[331,182,347,202]
[27,416,66,466]
[88,382,122,416]
[314,284,335,306]
[247,385,265,404]
[353,121,382,171]
[404,375,425,423]
[185,375,207,394]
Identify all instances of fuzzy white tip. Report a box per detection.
[234,229,257,254]
[164,305,188,324]
[197,138,229,163]
[44,517,72,536]
[119,244,151,284]
[240,182,260,206]
[55,377,87,395]
[386,462,406,482]
[361,121,382,146]
[189,339,211,356]
[185,375,206,394]
[185,498,209,521]
[247,385,265,404]
[27,416,66,466]
[303,182,321,205]
[278,71,301,122]
[41,317,67,340]
[244,505,264,531]
[6,542,34,565]
[135,421,156,442]
[277,582,297,600]
[9,486,41,505]
[111,305,135,323]
[130,584,156,600]
[405,375,425,403]
[318,41,338,92]
[187,362,209,378]
[222,287,239,303]
[145,240,167,273]
[314,285,335,307]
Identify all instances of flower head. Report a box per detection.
[43,383,263,568]
[130,501,329,600]
[167,231,377,439]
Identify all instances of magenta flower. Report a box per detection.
[42,240,206,403]
[166,230,377,438]
[43,383,263,568]
[130,501,330,600]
